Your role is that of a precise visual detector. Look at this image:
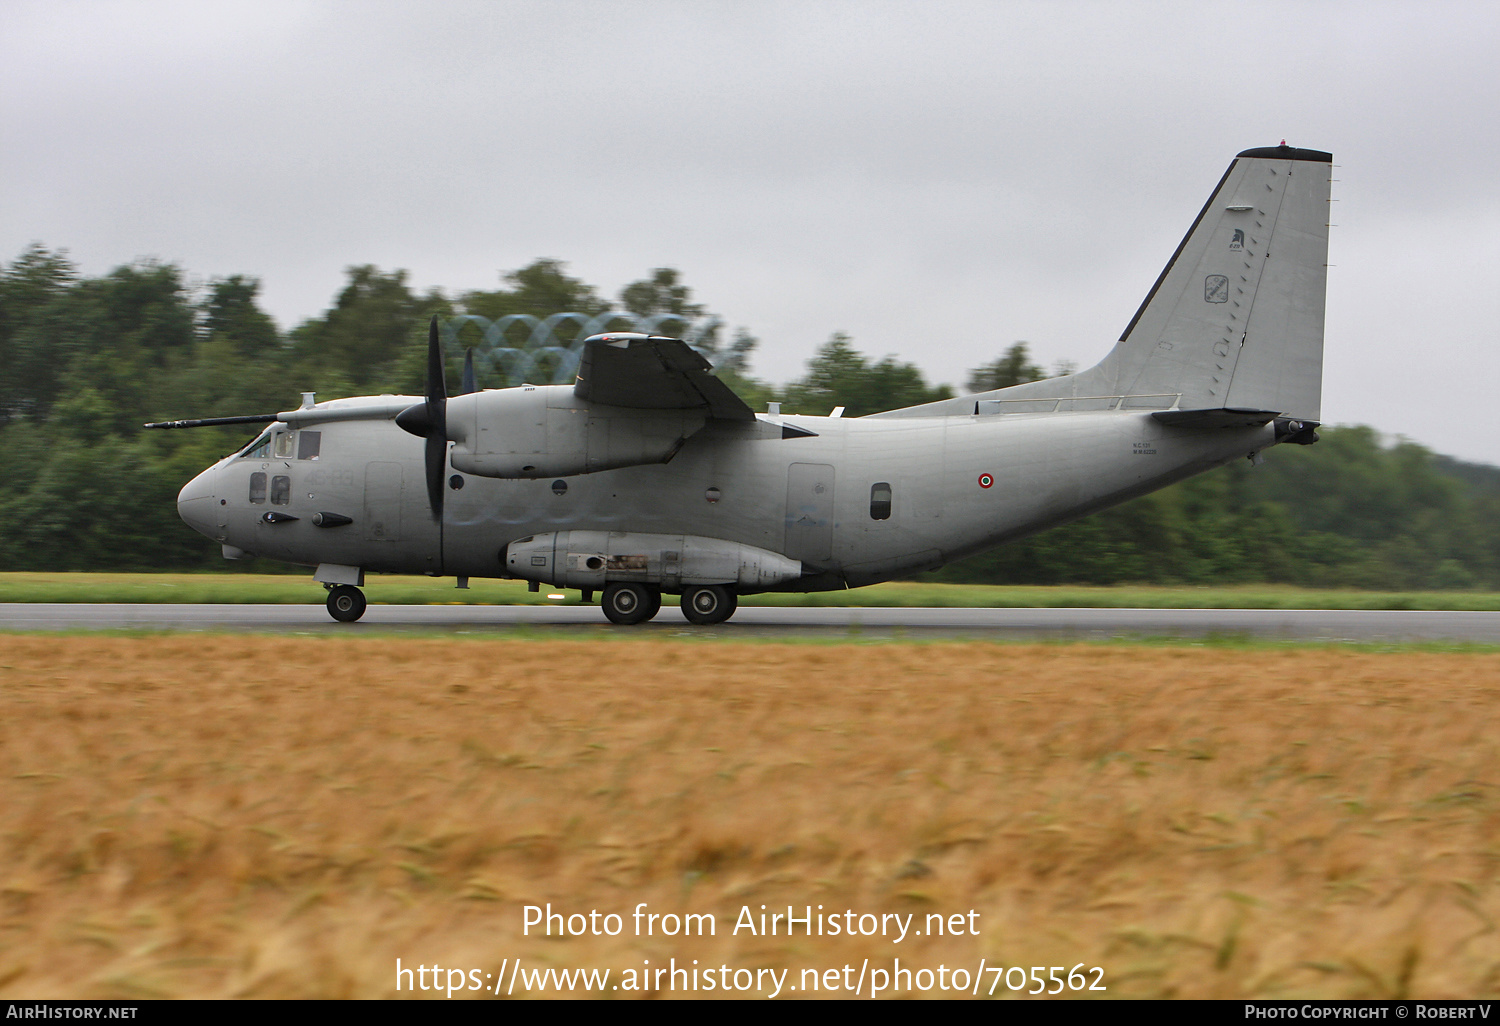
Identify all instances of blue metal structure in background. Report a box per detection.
[439,312,723,387]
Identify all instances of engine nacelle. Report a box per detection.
[445,385,705,479]
[506,531,805,592]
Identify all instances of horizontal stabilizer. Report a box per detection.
[574,333,754,420]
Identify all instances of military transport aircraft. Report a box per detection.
[152,144,1332,625]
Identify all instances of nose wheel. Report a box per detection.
[326,584,367,622]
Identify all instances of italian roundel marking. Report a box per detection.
[978,473,994,489]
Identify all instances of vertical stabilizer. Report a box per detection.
[1111,144,1332,422]
[874,145,1332,423]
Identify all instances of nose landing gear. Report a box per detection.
[326,584,367,622]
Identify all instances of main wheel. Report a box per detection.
[601,582,659,625]
[681,584,737,625]
[326,584,367,622]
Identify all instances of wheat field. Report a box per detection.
[2,634,1499,999]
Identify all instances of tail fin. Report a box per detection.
[876,145,1332,423]
[1104,144,1332,422]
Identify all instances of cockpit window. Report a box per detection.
[273,431,295,459]
[242,431,272,459]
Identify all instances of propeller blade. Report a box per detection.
[426,428,446,522]
[460,347,477,395]
[424,317,447,521]
[427,317,447,409]
[394,319,452,521]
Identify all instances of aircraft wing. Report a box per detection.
[574,334,755,421]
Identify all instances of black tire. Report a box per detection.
[601,582,657,625]
[326,585,367,622]
[681,584,737,625]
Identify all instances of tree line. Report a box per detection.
[2,243,1496,589]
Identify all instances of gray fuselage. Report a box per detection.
[178,389,1272,591]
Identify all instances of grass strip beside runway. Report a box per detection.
[3,572,1499,610]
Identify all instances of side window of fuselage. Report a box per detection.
[870,482,893,521]
[270,475,290,505]
[249,472,267,504]
[297,430,321,460]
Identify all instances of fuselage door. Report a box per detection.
[364,462,404,541]
[785,462,835,564]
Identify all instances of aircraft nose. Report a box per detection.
[177,467,219,539]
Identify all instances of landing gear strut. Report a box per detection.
[326,584,367,622]
[600,582,661,625]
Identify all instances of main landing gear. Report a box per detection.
[599,582,739,626]
[600,582,662,625]
[326,584,367,622]
[681,584,737,625]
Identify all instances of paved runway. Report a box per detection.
[2,603,1497,642]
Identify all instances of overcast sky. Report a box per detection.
[4,1,1498,463]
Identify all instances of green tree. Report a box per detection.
[966,341,1043,393]
[144,273,294,426]
[617,266,724,356]
[619,267,702,320]
[55,261,198,434]
[780,333,953,417]
[289,265,449,395]
[709,327,776,410]
[719,327,758,376]
[0,244,79,423]
[1,251,199,431]
[203,275,279,356]
[460,259,610,323]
